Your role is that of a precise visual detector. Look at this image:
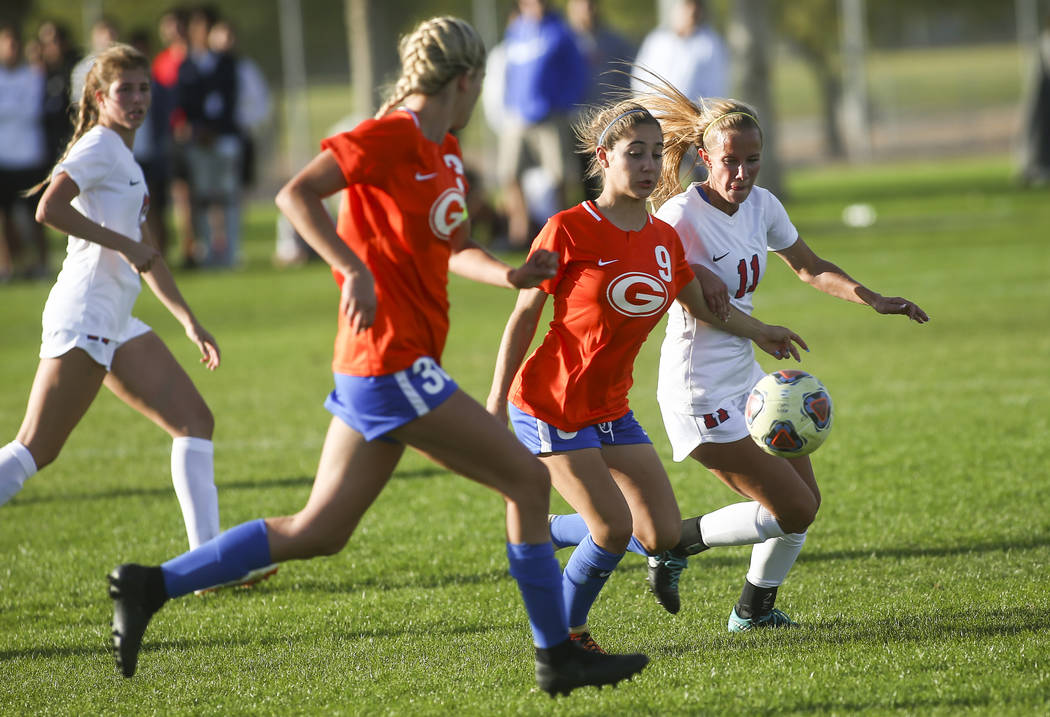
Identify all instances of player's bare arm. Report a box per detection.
[36,172,159,273]
[276,151,377,332]
[775,237,929,323]
[137,224,221,369]
[676,279,807,360]
[486,288,547,422]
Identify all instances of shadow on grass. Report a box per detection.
[653,604,1049,661]
[7,466,449,506]
[0,621,514,664]
[613,534,1050,576]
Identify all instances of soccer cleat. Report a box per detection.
[194,564,279,596]
[727,607,798,633]
[535,640,648,697]
[569,631,608,654]
[109,564,161,678]
[647,552,688,614]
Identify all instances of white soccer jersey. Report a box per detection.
[656,184,798,413]
[41,125,149,340]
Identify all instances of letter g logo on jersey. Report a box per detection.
[606,272,669,317]
[428,187,468,241]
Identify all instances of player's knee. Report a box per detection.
[590,513,633,554]
[775,496,818,534]
[635,522,680,554]
[504,461,551,513]
[185,402,214,439]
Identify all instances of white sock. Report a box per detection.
[0,441,37,505]
[698,501,785,546]
[746,532,808,588]
[171,436,220,549]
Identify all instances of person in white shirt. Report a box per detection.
[0,24,48,279]
[631,0,728,103]
[636,78,929,630]
[0,45,270,589]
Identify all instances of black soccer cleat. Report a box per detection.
[647,551,688,615]
[108,563,162,678]
[535,640,649,697]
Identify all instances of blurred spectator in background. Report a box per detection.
[36,21,79,168]
[208,19,270,194]
[0,24,48,281]
[152,7,197,268]
[70,16,120,100]
[176,5,242,269]
[1020,12,1050,187]
[632,0,728,102]
[499,0,586,248]
[567,0,634,199]
[126,27,173,259]
[632,0,727,185]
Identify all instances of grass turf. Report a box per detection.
[0,154,1047,715]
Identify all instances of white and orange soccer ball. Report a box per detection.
[745,370,833,458]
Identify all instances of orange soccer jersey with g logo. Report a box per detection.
[321,110,469,377]
[510,201,695,431]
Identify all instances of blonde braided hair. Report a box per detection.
[375,16,486,119]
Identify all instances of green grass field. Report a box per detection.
[1,155,1048,715]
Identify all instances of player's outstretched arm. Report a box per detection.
[677,278,807,361]
[775,237,929,323]
[448,241,558,289]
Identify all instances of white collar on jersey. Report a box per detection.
[397,106,420,128]
[581,200,653,224]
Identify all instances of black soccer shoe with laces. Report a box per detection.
[535,639,648,697]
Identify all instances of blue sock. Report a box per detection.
[161,518,272,598]
[506,542,568,649]
[562,534,624,629]
[549,513,588,549]
[551,513,650,556]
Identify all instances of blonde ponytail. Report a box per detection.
[25,43,149,196]
[631,67,761,207]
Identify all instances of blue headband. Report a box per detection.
[597,108,649,147]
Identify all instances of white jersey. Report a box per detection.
[656,184,798,413]
[41,125,149,340]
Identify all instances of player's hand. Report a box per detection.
[756,324,808,362]
[508,249,558,289]
[871,295,929,323]
[340,267,377,334]
[187,322,221,370]
[125,240,161,274]
[694,264,731,322]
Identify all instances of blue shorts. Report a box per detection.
[324,356,459,441]
[509,404,651,455]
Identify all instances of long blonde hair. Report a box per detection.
[574,100,661,183]
[26,43,149,196]
[375,16,486,119]
[631,68,762,207]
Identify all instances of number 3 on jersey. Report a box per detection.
[412,356,451,395]
[735,253,760,298]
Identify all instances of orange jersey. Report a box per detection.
[510,201,694,430]
[321,110,470,376]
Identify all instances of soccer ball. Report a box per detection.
[744,370,833,458]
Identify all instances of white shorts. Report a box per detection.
[40,316,152,371]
